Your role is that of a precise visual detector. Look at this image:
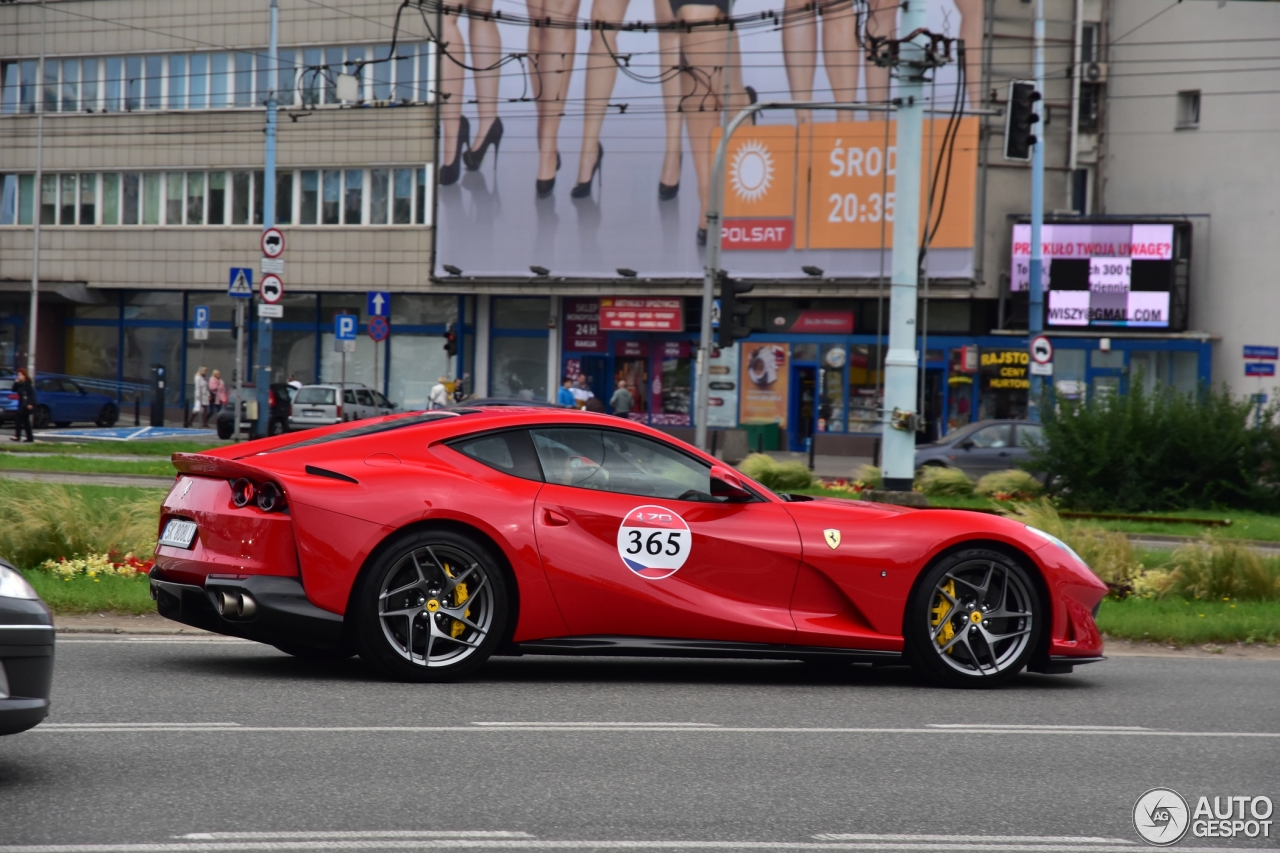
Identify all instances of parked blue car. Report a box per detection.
[0,376,119,429]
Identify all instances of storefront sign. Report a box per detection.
[980,349,1030,391]
[707,344,740,429]
[564,299,605,352]
[740,343,790,427]
[600,298,684,332]
[615,340,650,357]
[764,309,855,335]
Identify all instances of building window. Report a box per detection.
[1176,90,1200,130]
[102,173,119,225]
[393,168,412,224]
[142,172,161,224]
[300,170,318,224]
[166,172,184,224]
[59,173,77,224]
[231,171,251,224]
[322,170,340,224]
[168,54,186,109]
[370,169,389,225]
[344,170,363,225]
[104,57,122,111]
[208,172,226,224]
[189,54,207,109]
[1078,83,1100,133]
[276,171,293,224]
[82,58,99,111]
[122,173,140,224]
[187,172,204,225]
[124,56,142,111]
[80,173,96,224]
[61,58,79,112]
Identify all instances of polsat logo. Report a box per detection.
[722,130,794,251]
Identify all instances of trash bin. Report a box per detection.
[741,422,781,453]
[150,364,166,427]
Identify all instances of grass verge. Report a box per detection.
[22,570,155,615]
[0,454,176,477]
[5,440,225,457]
[0,482,166,566]
[1096,597,1280,645]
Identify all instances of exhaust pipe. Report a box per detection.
[216,590,257,619]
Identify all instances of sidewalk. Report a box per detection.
[754,451,873,481]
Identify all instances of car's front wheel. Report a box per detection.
[96,404,119,427]
[353,529,508,682]
[904,548,1041,688]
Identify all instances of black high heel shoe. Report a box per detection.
[536,151,561,198]
[658,152,682,201]
[438,115,471,187]
[464,117,504,171]
[571,143,604,199]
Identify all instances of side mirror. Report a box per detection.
[710,466,754,502]
[959,440,975,450]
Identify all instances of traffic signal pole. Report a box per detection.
[1027,0,1046,423]
[256,0,279,437]
[879,0,929,492]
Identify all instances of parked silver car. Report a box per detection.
[289,383,397,430]
[914,419,1044,478]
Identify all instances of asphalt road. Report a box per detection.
[2,638,1278,852]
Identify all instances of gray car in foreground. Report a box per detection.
[914,419,1044,478]
[0,559,54,735]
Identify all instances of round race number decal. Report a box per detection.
[617,505,692,580]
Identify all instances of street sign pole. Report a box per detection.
[1027,0,1046,423]
[233,300,245,442]
[256,0,280,438]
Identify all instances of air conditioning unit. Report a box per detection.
[1083,61,1108,84]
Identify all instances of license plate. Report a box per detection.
[303,409,323,417]
[158,519,198,549]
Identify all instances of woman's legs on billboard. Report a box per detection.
[781,0,816,123]
[863,0,894,108]
[822,0,858,116]
[656,0,683,195]
[676,4,728,241]
[466,0,503,163]
[575,0,627,191]
[439,12,470,185]
[528,0,582,193]
[954,0,982,108]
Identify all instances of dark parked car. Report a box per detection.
[0,557,54,736]
[216,383,294,440]
[915,419,1044,478]
[0,376,118,428]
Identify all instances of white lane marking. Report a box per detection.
[0,841,1267,852]
[42,723,241,729]
[56,637,251,644]
[812,836,1135,844]
[472,722,718,727]
[28,724,1280,738]
[927,724,1149,731]
[175,835,533,841]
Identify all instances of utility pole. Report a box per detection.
[256,0,279,436]
[1027,0,1046,422]
[879,0,930,492]
[28,1,46,377]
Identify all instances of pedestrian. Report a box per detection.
[287,373,303,392]
[609,379,633,417]
[193,366,209,427]
[583,395,605,413]
[10,366,35,442]
[571,375,595,409]
[429,375,451,409]
[557,377,576,408]
[208,369,226,418]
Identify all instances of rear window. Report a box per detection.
[295,387,335,405]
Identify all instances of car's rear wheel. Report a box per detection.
[353,529,508,682]
[216,419,233,440]
[904,548,1041,688]
[32,405,51,429]
[96,404,118,427]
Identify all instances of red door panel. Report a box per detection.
[534,484,801,643]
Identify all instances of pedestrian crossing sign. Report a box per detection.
[228,267,254,298]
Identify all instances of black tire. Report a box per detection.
[216,419,233,440]
[54,421,71,428]
[96,404,119,428]
[268,417,286,437]
[903,548,1042,689]
[273,643,356,661]
[353,529,509,683]
[32,405,51,430]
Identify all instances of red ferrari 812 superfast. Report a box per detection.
[151,408,1107,687]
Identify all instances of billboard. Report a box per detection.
[1011,222,1187,330]
[433,0,983,281]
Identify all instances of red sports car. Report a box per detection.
[150,408,1107,687]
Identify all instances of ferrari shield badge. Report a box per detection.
[823,529,841,550]
[618,505,692,580]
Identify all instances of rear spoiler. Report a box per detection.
[172,452,270,481]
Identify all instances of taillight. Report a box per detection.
[5,394,17,401]
[336,404,343,420]
[230,477,286,512]
[269,389,277,407]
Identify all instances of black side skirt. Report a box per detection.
[509,635,904,665]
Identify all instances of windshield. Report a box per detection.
[935,420,991,445]
[295,387,335,405]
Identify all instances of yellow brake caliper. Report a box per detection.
[931,579,957,653]
[443,563,471,638]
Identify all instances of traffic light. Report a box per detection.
[442,322,458,356]
[716,271,754,350]
[1004,80,1041,161]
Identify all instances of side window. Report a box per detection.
[970,424,1012,448]
[530,428,715,500]
[374,391,392,409]
[36,378,63,393]
[343,390,356,405]
[1016,424,1044,448]
[356,389,374,406]
[449,429,543,482]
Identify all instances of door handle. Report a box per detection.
[543,509,570,527]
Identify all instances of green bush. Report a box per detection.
[737,453,816,491]
[0,482,160,568]
[854,463,883,489]
[1030,380,1280,511]
[915,466,974,496]
[1165,539,1280,601]
[975,469,1044,498]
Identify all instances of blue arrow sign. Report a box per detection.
[193,306,210,330]
[367,291,391,317]
[228,267,253,298]
[335,313,357,341]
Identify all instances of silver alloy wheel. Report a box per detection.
[927,559,1034,677]
[377,544,494,668]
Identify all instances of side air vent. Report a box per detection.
[305,465,359,484]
